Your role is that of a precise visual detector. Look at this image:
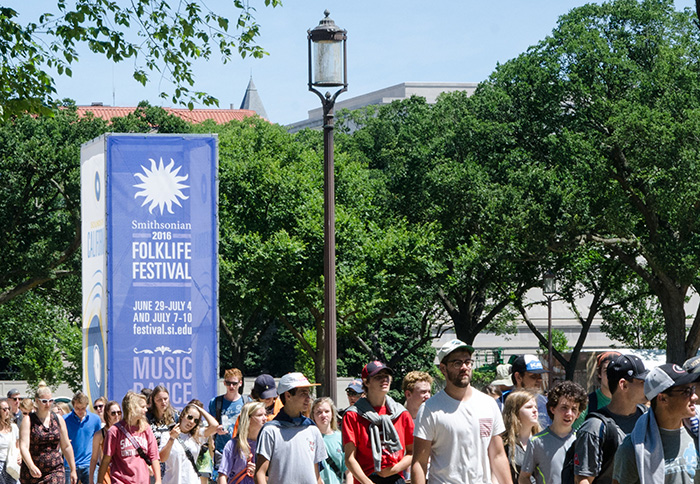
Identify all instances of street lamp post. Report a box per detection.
[308,11,347,402]
[543,271,557,387]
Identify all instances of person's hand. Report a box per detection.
[169,424,181,440]
[29,465,41,478]
[70,470,78,484]
[246,460,255,477]
[216,424,226,435]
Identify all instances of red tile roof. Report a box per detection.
[75,105,261,124]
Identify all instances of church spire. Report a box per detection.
[240,76,268,120]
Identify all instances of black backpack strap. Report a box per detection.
[215,395,224,423]
[587,412,621,479]
[324,456,343,480]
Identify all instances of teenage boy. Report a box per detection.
[64,392,102,484]
[573,354,648,484]
[509,355,551,428]
[402,371,433,420]
[343,361,413,484]
[612,364,700,484]
[209,368,246,467]
[575,351,622,428]
[412,339,511,484]
[254,372,326,484]
[519,380,588,484]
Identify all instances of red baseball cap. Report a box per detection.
[362,361,394,379]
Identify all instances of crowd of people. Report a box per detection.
[2,342,700,483]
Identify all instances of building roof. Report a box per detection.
[75,105,258,124]
[287,82,478,132]
[239,77,268,120]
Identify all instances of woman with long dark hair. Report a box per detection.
[98,392,160,484]
[89,401,121,484]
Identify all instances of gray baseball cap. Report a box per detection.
[644,363,700,400]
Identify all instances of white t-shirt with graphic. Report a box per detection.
[414,388,505,483]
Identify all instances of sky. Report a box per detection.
[12,0,698,126]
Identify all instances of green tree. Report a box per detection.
[1,1,280,118]
[341,93,556,346]
[210,117,442,391]
[483,0,700,363]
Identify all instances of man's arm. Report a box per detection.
[410,437,431,484]
[344,442,372,484]
[576,478,594,484]
[488,434,513,484]
[254,454,269,484]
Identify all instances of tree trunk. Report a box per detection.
[657,284,688,364]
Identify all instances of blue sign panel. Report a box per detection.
[105,135,218,407]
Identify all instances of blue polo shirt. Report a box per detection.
[64,410,102,468]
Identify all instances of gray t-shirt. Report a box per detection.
[613,427,700,484]
[521,426,575,484]
[574,406,646,483]
[256,420,327,484]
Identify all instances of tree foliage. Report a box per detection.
[1,0,280,118]
[475,0,700,363]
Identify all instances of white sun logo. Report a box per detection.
[133,158,189,214]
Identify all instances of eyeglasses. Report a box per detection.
[184,414,200,424]
[11,397,20,401]
[109,410,122,416]
[667,385,696,398]
[0,408,9,412]
[224,381,239,386]
[39,399,54,404]
[446,359,473,369]
[94,404,104,410]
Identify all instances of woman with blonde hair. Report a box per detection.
[158,402,217,484]
[311,397,350,484]
[98,392,160,484]
[0,398,19,484]
[502,389,541,484]
[216,402,266,484]
[89,401,121,484]
[19,383,77,484]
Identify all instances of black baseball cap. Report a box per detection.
[645,363,700,400]
[607,354,649,383]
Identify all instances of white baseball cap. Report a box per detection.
[277,372,320,395]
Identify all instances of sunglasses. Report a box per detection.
[184,414,200,423]
[667,385,696,398]
[94,404,104,410]
[109,410,122,416]
[0,408,9,412]
[224,381,239,386]
[11,397,20,401]
[39,399,54,404]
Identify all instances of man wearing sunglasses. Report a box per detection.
[208,368,246,471]
[7,389,22,425]
[612,363,700,484]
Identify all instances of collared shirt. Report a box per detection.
[64,410,102,468]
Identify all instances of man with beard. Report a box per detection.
[411,339,511,484]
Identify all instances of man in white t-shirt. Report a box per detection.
[411,339,512,484]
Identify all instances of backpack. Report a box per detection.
[561,412,620,484]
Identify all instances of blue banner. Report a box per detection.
[105,135,218,407]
